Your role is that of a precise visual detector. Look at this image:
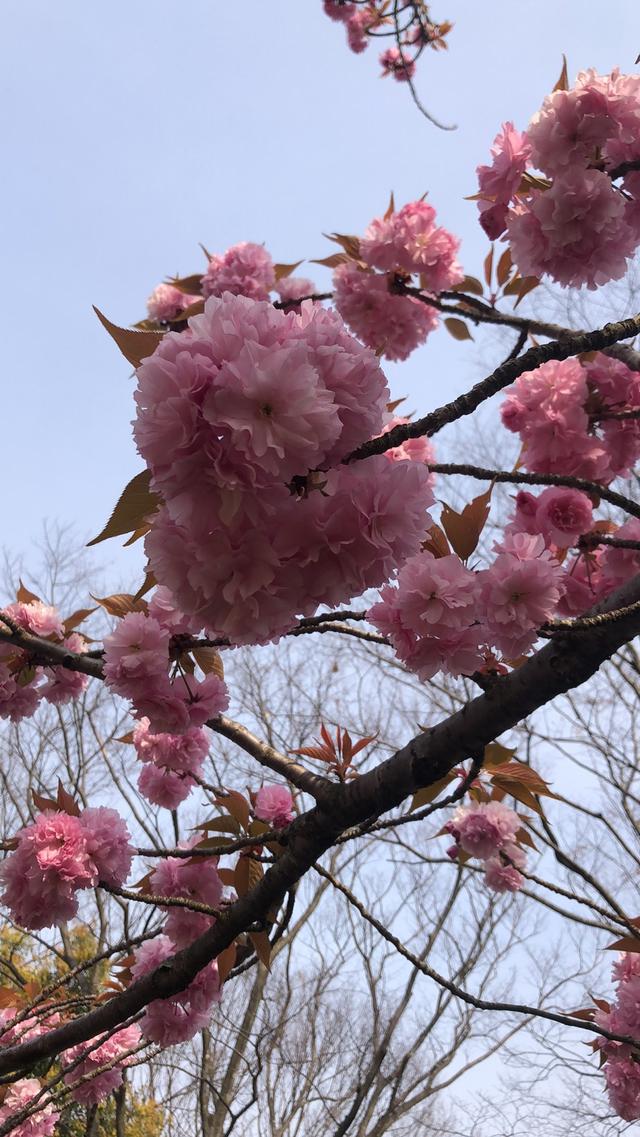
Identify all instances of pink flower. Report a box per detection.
[360,201,463,290]
[507,170,637,290]
[379,47,416,81]
[480,537,565,658]
[0,666,42,723]
[484,849,526,894]
[613,953,640,987]
[333,262,438,361]
[368,552,484,681]
[529,487,593,549]
[138,763,196,809]
[0,1078,59,1137]
[148,586,198,635]
[103,612,170,694]
[346,10,369,53]
[147,283,198,323]
[150,854,222,946]
[133,718,210,774]
[528,71,640,177]
[605,1056,640,1121]
[558,551,606,617]
[41,632,89,705]
[452,801,519,859]
[4,601,64,640]
[131,936,221,1046]
[62,1024,141,1106]
[0,812,96,929]
[201,242,275,301]
[323,0,355,21]
[379,416,436,485]
[476,122,531,239]
[254,784,294,828]
[602,519,640,590]
[276,276,317,305]
[79,807,133,888]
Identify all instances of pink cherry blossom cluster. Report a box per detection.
[62,1024,142,1107]
[150,850,223,947]
[146,242,317,325]
[0,1006,61,1048]
[136,292,434,645]
[333,201,462,361]
[0,807,133,930]
[476,70,640,288]
[0,1078,59,1137]
[506,487,593,550]
[501,354,640,484]
[254,784,295,829]
[133,717,210,809]
[147,283,200,323]
[0,600,88,723]
[131,934,221,1046]
[595,953,640,1120]
[103,611,228,733]
[369,533,566,676]
[322,2,451,83]
[444,800,527,893]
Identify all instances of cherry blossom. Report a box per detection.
[254,785,294,828]
[62,1024,142,1106]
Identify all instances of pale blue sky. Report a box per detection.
[1,0,637,579]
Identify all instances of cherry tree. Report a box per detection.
[3,5,640,1132]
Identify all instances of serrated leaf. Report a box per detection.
[490,778,543,815]
[133,572,156,603]
[216,942,237,984]
[249,930,272,969]
[122,525,151,548]
[444,317,473,342]
[17,580,41,605]
[91,593,148,618]
[32,791,59,814]
[196,816,241,835]
[410,774,456,811]
[553,54,569,91]
[483,247,494,288]
[440,486,492,561]
[234,854,263,897]
[324,232,361,260]
[192,647,224,680]
[167,273,203,295]
[172,299,204,321]
[56,781,81,816]
[93,307,164,367]
[606,935,640,953]
[491,762,556,797]
[513,276,541,308]
[115,731,134,744]
[496,247,513,286]
[383,191,396,221]
[421,523,451,558]
[217,868,236,886]
[215,789,251,831]
[63,607,96,635]
[87,470,160,547]
[452,274,484,296]
[310,252,351,269]
[273,260,304,282]
[386,396,407,413]
[483,742,517,768]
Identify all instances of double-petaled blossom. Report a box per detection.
[479,534,566,659]
[131,935,221,1046]
[501,354,640,484]
[133,717,209,808]
[62,1024,142,1106]
[0,1078,59,1137]
[0,807,133,930]
[150,851,223,947]
[478,69,640,288]
[147,283,199,323]
[444,801,526,894]
[507,487,593,550]
[201,242,275,302]
[254,784,294,828]
[333,263,439,361]
[368,552,485,680]
[360,201,463,290]
[136,293,433,645]
[103,611,228,732]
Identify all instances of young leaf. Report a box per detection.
[483,742,517,768]
[323,232,361,260]
[483,247,494,288]
[444,318,473,342]
[496,247,513,286]
[62,607,96,635]
[215,789,251,831]
[192,647,225,680]
[234,853,264,897]
[16,580,41,605]
[93,307,164,367]
[553,54,569,92]
[310,252,350,269]
[440,485,492,562]
[249,930,272,969]
[87,470,159,547]
[216,942,237,984]
[410,773,456,811]
[383,191,396,221]
[451,274,484,296]
[166,273,203,295]
[273,260,304,281]
[421,523,451,558]
[92,593,148,618]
